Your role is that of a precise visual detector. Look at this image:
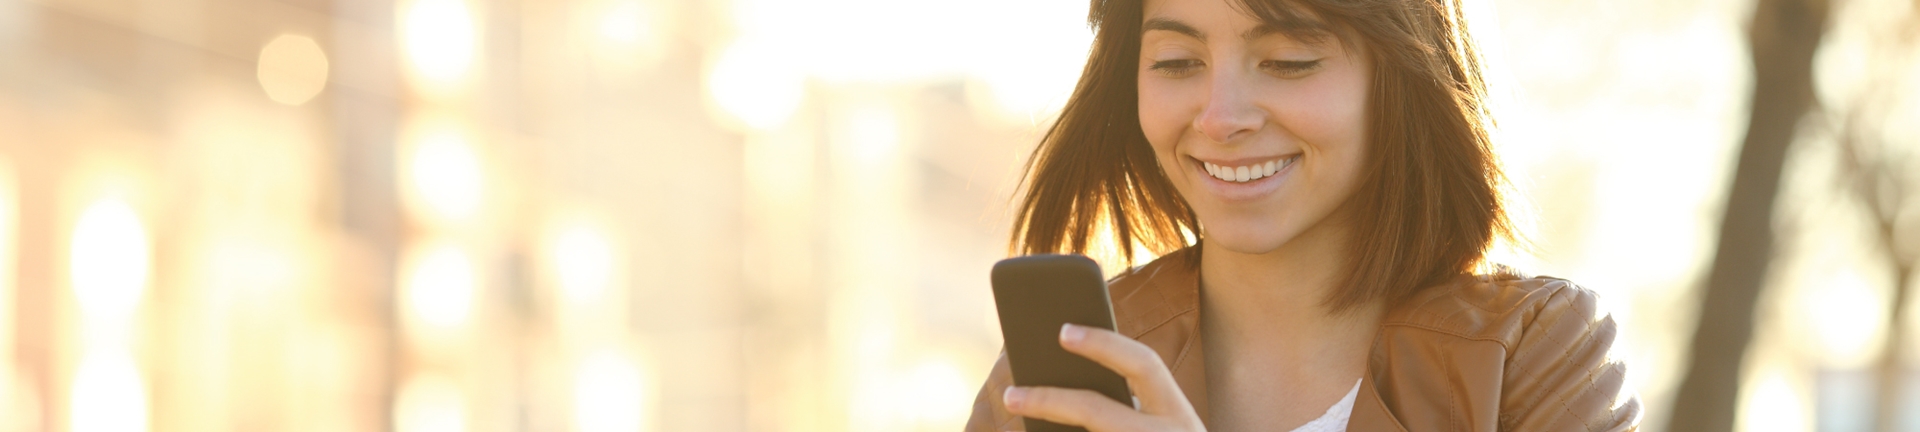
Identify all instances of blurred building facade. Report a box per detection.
[0,0,1056,430]
[0,0,1913,431]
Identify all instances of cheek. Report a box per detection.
[1316,79,1372,201]
[1272,74,1369,167]
[1276,85,1366,148]
[1136,82,1188,151]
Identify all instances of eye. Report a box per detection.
[1148,59,1203,77]
[1260,59,1323,77]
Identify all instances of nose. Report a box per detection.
[1193,69,1262,144]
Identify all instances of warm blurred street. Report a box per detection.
[0,0,1915,431]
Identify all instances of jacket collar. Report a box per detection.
[1108,247,1408,430]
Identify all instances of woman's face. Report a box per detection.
[1137,0,1371,255]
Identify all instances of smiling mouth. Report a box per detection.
[1202,155,1300,183]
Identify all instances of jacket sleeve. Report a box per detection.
[1501,281,1643,431]
[965,353,1025,432]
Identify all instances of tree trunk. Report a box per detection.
[1875,264,1913,432]
[1664,0,1829,430]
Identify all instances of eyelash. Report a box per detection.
[1147,59,1323,77]
[1149,59,1202,75]
[1262,60,1323,75]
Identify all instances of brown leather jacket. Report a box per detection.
[966,248,1642,431]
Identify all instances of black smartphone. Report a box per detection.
[990,254,1133,432]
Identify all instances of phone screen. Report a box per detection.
[990,254,1133,432]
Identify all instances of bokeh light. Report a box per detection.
[255,34,330,106]
[964,0,1094,123]
[844,106,899,166]
[401,242,476,330]
[586,0,665,71]
[68,351,148,432]
[704,37,806,131]
[572,350,649,432]
[399,118,485,226]
[400,0,479,95]
[1,0,1916,431]
[595,1,646,45]
[900,359,971,427]
[1804,269,1888,367]
[69,198,149,329]
[394,373,466,432]
[1739,370,1812,432]
[546,219,617,307]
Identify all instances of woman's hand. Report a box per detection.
[1001,323,1207,432]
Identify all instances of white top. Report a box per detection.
[1287,379,1362,432]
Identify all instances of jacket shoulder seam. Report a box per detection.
[1377,322,1516,352]
[1380,276,1581,342]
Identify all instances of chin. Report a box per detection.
[1199,217,1306,256]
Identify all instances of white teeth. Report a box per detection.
[1203,157,1297,183]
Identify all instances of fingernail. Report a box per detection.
[1060,323,1085,345]
[1003,386,1027,410]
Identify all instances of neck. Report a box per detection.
[1195,221,1387,431]
[1196,220,1383,346]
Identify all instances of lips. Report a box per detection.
[1201,155,1300,183]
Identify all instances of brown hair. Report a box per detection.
[1008,0,1516,310]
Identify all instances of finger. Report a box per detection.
[1004,385,1150,432]
[1059,323,1196,418]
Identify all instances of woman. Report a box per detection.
[966,0,1642,430]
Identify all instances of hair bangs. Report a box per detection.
[1229,0,1346,46]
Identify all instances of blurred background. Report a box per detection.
[0,0,1914,431]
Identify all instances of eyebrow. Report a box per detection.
[1142,17,1332,44]
[1244,20,1330,41]
[1143,18,1206,41]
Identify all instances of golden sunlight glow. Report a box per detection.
[8,0,1890,430]
[401,243,476,329]
[835,300,897,431]
[395,373,466,432]
[0,161,14,431]
[844,106,898,166]
[68,351,147,432]
[964,0,1091,123]
[724,0,1091,122]
[847,374,895,431]
[900,359,970,428]
[4,365,40,432]
[0,163,12,334]
[839,302,904,432]
[202,236,301,296]
[596,1,644,44]
[256,34,330,106]
[572,350,649,432]
[400,120,484,225]
[69,198,150,326]
[586,0,664,72]
[704,37,805,131]
[828,97,914,432]
[399,0,478,94]
[1736,371,1809,432]
[546,220,617,306]
[1804,268,1887,367]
